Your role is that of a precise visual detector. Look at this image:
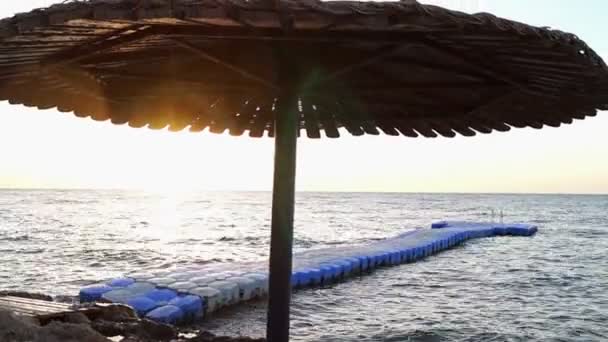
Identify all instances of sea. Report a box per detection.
[1,190,607,342]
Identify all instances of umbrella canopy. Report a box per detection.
[1,1,607,341]
[1,0,607,137]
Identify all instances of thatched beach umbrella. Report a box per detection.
[1,0,607,340]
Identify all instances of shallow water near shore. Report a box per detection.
[1,190,607,341]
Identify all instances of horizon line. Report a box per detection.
[1,187,607,196]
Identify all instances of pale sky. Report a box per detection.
[1,1,607,194]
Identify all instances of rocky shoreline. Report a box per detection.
[0,291,265,342]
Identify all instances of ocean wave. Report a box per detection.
[0,235,30,242]
[1,190,607,341]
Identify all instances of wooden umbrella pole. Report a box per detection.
[267,72,299,342]
[267,7,299,339]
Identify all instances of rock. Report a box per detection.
[120,337,147,342]
[137,319,177,340]
[188,331,266,342]
[38,321,109,342]
[0,309,108,342]
[91,318,177,340]
[63,312,90,325]
[90,319,126,337]
[0,291,53,302]
[53,295,78,305]
[88,303,138,322]
[0,310,38,342]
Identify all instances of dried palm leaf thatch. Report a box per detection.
[0,0,606,138]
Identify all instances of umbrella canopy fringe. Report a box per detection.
[0,0,605,138]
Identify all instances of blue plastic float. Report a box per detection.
[79,221,537,324]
